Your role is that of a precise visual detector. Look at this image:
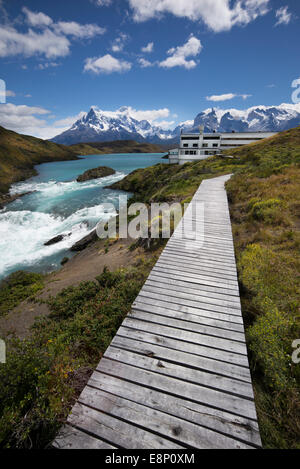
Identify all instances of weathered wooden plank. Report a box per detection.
[128,309,245,343]
[144,278,241,308]
[67,402,184,449]
[53,425,117,449]
[152,266,239,292]
[78,386,253,449]
[123,317,249,359]
[133,297,244,326]
[137,289,242,317]
[148,272,240,300]
[97,358,257,420]
[88,372,260,447]
[132,298,243,331]
[112,332,251,382]
[156,259,238,281]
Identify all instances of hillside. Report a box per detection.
[0,126,78,197]
[70,139,168,155]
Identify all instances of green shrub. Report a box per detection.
[250,198,283,223]
[0,271,44,317]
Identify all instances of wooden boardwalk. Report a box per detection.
[53,175,261,450]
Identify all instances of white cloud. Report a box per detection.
[93,0,112,6]
[52,111,87,128]
[54,21,106,38]
[155,120,175,130]
[0,103,50,135]
[84,54,132,74]
[141,42,154,53]
[111,33,129,52]
[138,58,153,68]
[0,104,87,139]
[206,93,252,102]
[0,27,70,58]
[128,0,270,32]
[125,106,170,123]
[3,90,16,97]
[159,36,202,69]
[275,6,292,26]
[22,7,53,27]
[0,8,105,59]
[37,62,60,70]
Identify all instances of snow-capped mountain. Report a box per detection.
[52,103,300,145]
[52,106,175,145]
[191,103,300,133]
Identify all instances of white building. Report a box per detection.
[169,127,277,164]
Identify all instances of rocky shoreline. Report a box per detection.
[0,191,33,210]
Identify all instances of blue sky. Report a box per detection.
[0,0,299,139]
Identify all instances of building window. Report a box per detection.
[181,137,199,141]
[193,144,198,148]
[183,144,188,148]
[203,143,208,148]
[213,144,218,147]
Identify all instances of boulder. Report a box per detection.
[76,166,115,182]
[70,229,98,251]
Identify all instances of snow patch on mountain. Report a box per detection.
[51,103,300,145]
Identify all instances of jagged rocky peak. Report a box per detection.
[51,103,300,145]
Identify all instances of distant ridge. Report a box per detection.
[51,103,300,145]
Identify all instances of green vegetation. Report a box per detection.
[76,166,115,182]
[70,139,168,155]
[0,260,157,448]
[0,126,78,196]
[0,271,44,317]
[0,125,299,448]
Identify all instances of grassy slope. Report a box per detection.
[0,126,78,195]
[0,127,299,448]
[70,139,167,155]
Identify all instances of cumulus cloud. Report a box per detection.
[0,7,105,59]
[141,42,154,53]
[0,104,87,139]
[84,54,132,74]
[52,112,87,128]
[0,27,70,58]
[125,106,170,123]
[0,89,16,98]
[37,62,60,70]
[93,0,112,6]
[159,36,202,69]
[275,6,292,26]
[54,21,106,38]
[138,58,153,68]
[111,33,129,52]
[22,7,53,27]
[206,93,252,102]
[128,0,270,32]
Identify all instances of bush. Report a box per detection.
[250,198,284,224]
[0,271,44,317]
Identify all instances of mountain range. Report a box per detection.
[51,103,300,145]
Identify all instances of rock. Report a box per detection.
[61,257,69,266]
[70,229,98,251]
[76,166,116,182]
[44,235,65,246]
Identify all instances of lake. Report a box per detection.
[0,153,166,279]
